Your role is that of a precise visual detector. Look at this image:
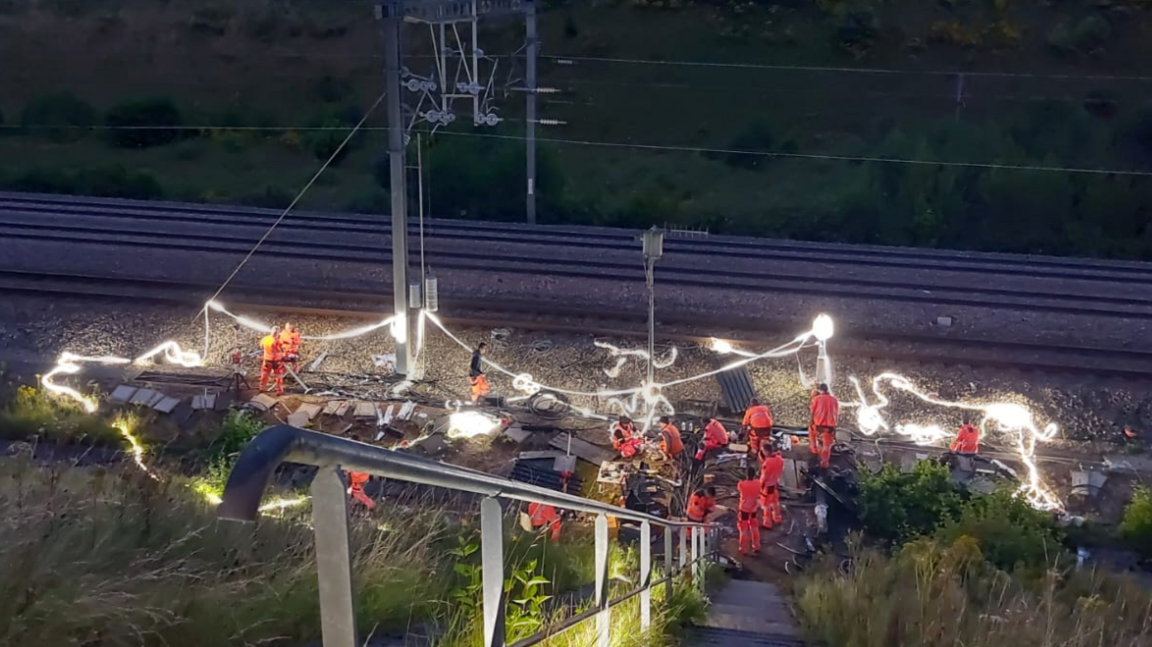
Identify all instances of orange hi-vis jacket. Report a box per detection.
[660,422,684,457]
[261,334,283,361]
[760,453,784,490]
[704,420,729,447]
[348,471,370,491]
[686,493,715,521]
[743,404,773,430]
[737,479,761,513]
[811,393,840,427]
[951,424,980,454]
[281,330,302,355]
[613,421,636,440]
[528,502,559,526]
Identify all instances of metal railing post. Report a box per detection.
[663,525,673,600]
[311,466,358,647]
[678,527,687,572]
[594,514,611,647]
[481,498,506,647]
[640,520,652,631]
[691,526,702,586]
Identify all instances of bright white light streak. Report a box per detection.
[447,410,502,439]
[851,372,1064,512]
[206,300,396,341]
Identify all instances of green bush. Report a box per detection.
[935,490,1067,574]
[858,461,964,545]
[239,184,295,209]
[0,384,122,446]
[1119,487,1152,557]
[20,92,98,142]
[703,120,775,170]
[1047,14,1111,56]
[3,165,163,200]
[302,105,361,162]
[104,97,185,148]
[836,4,881,53]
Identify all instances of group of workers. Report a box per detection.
[258,323,302,394]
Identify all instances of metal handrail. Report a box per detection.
[218,426,721,647]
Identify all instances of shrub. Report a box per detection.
[19,92,98,142]
[0,384,121,446]
[104,97,185,148]
[935,489,1067,573]
[858,461,964,545]
[303,105,362,162]
[1120,487,1152,557]
[3,165,163,200]
[315,74,354,103]
[1048,14,1111,56]
[836,4,881,55]
[703,120,775,170]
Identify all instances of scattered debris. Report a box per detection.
[191,393,218,410]
[246,393,279,412]
[550,435,615,466]
[152,396,181,414]
[308,352,329,372]
[109,385,137,405]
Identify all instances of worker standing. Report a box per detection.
[469,342,490,403]
[694,417,730,461]
[950,416,980,455]
[685,487,720,523]
[611,416,643,460]
[658,416,684,462]
[280,322,302,375]
[528,502,562,542]
[736,466,762,555]
[259,326,285,395]
[742,398,774,455]
[810,383,839,469]
[759,445,785,529]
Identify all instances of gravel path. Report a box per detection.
[2,294,1149,444]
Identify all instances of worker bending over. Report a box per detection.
[259,326,285,395]
[742,398,774,455]
[528,502,562,542]
[810,383,839,469]
[281,322,302,374]
[759,445,785,529]
[658,416,684,462]
[469,342,490,403]
[736,466,762,555]
[346,436,376,511]
[950,416,980,455]
[686,487,723,523]
[695,417,730,461]
[612,416,643,460]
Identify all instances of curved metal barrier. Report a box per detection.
[218,426,720,647]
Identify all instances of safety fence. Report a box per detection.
[218,426,721,647]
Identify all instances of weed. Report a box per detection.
[19,92,97,142]
[0,384,120,446]
[104,97,185,148]
[935,489,1067,575]
[1119,486,1152,557]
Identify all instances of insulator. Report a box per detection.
[424,275,439,312]
[408,281,422,309]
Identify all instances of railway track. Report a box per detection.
[4,193,1152,320]
[2,267,1152,380]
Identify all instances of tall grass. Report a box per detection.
[796,538,1152,647]
[0,459,701,647]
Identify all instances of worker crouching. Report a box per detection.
[612,416,643,460]
[951,417,980,455]
[809,383,839,469]
[528,502,562,542]
[736,466,761,555]
[758,445,784,529]
[259,326,285,394]
[694,417,730,461]
[658,416,684,462]
[686,487,722,523]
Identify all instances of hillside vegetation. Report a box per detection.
[1,0,1151,258]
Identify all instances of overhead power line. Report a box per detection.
[544,54,1152,83]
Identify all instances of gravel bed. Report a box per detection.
[2,294,1150,445]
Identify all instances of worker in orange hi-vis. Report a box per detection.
[611,416,644,460]
[528,502,562,542]
[685,487,722,523]
[258,326,285,395]
[759,444,785,529]
[694,417,730,461]
[280,322,302,374]
[469,342,490,403]
[736,466,762,555]
[658,416,685,462]
[742,398,774,455]
[810,383,840,469]
[950,416,981,455]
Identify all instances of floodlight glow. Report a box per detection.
[448,410,502,439]
[813,314,834,342]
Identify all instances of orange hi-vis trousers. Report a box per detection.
[759,486,783,529]
[737,510,761,554]
[260,360,284,393]
[814,426,836,468]
[470,375,490,402]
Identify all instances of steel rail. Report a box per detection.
[6,227,1152,319]
[6,191,1152,277]
[219,425,719,647]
